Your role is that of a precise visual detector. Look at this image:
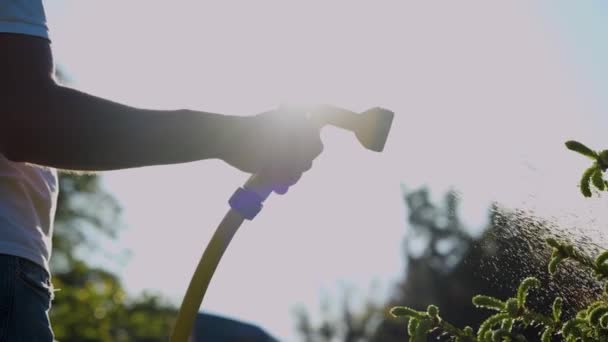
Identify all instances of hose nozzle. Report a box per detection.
[308,105,394,152]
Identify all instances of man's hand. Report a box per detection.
[220,107,324,194]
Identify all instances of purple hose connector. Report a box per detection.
[228,187,264,220]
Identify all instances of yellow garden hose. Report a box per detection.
[169,209,245,342]
[170,174,273,342]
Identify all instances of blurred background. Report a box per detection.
[45,1,608,341]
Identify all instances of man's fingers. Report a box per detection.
[273,173,302,195]
[254,105,325,196]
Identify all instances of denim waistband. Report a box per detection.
[0,253,53,299]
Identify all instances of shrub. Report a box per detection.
[390,141,608,341]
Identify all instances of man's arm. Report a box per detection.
[5,84,243,171]
[0,33,248,171]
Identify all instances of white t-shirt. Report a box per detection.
[0,0,49,40]
[0,0,56,272]
[0,156,58,272]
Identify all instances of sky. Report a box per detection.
[46,1,608,340]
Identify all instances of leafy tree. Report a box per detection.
[296,186,602,341]
[294,288,382,342]
[390,239,608,341]
[52,174,122,271]
[50,172,176,341]
[295,188,477,342]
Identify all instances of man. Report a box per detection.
[0,2,337,340]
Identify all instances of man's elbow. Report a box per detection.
[0,80,58,163]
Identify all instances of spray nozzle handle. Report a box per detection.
[308,105,394,152]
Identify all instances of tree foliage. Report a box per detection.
[386,140,608,341]
[391,239,608,341]
[297,184,603,341]
[565,140,608,197]
[50,173,176,342]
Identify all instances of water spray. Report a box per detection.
[169,106,394,341]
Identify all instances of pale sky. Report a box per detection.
[46,1,608,340]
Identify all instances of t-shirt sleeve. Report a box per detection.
[0,0,49,40]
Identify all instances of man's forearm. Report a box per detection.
[5,83,242,171]
[0,34,242,171]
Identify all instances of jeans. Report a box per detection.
[0,254,54,342]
